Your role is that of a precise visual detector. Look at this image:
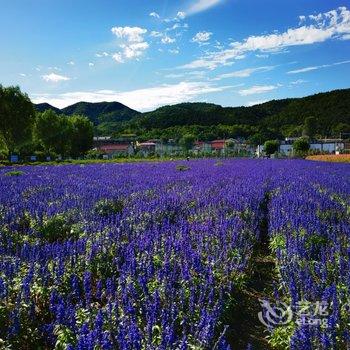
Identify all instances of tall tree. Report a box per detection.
[68,115,94,157]
[34,110,70,156]
[179,134,196,152]
[0,85,35,154]
[264,140,279,155]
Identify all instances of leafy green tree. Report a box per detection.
[264,140,279,155]
[0,85,35,154]
[293,137,310,154]
[34,110,70,156]
[68,115,94,157]
[332,123,350,137]
[179,134,196,152]
[302,117,318,139]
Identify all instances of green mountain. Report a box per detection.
[35,103,61,114]
[129,88,350,140]
[35,101,140,125]
[136,89,349,129]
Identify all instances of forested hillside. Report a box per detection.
[34,88,350,143]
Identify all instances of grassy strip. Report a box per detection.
[0,157,188,167]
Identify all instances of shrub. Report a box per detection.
[176,165,190,171]
[293,137,310,156]
[5,170,24,176]
[37,213,81,242]
[94,198,124,216]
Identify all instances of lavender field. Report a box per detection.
[0,159,349,350]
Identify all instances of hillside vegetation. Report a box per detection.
[32,88,350,142]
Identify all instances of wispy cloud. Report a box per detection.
[192,31,213,44]
[213,66,275,80]
[180,7,350,70]
[41,73,70,83]
[289,79,307,85]
[238,85,278,96]
[161,35,176,44]
[32,82,232,111]
[96,52,109,58]
[164,11,186,23]
[149,12,160,19]
[187,0,224,15]
[287,60,350,74]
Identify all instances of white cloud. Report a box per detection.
[67,61,75,66]
[246,100,268,106]
[290,79,307,85]
[213,66,275,80]
[287,59,350,74]
[48,66,61,71]
[187,0,223,15]
[111,26,149,62]
[96,52,109,58]
[169,48,180,54]
[19,73,27,77]
[31,81,231,111]
[112,53,124,63]
[164,70,206,79]
[176,12,186,20]
[164,11,186,23]
[192,31,212,44]
[180,7,350,70]
[161,35,176,44]
[149,12,160,19]
[256,54,269,58]
[111,26,147,43]
[238,85,278,96]
[299,15,306,24]
[41,73,70,83]
[121,42,150,59]
[89,62,94,67]
[150,31,162,37]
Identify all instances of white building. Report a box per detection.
[257,138,346,157]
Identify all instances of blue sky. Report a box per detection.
[1,0,350,111]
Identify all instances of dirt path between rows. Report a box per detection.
[224,194,277,349]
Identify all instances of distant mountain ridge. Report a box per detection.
[137,89,350,128]
[35,88,350,138]
[35,101,141,125]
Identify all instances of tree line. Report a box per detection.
[0,85,93,160]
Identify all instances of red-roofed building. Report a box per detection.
[96,143,134,158]
[211,140,226,150]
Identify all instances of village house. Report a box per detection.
[92,136,112,148]
[96,143,134,158]
[194,141,212,154]
[155,141,182,156]
[137,142,156,157]
[257,138,348,157]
